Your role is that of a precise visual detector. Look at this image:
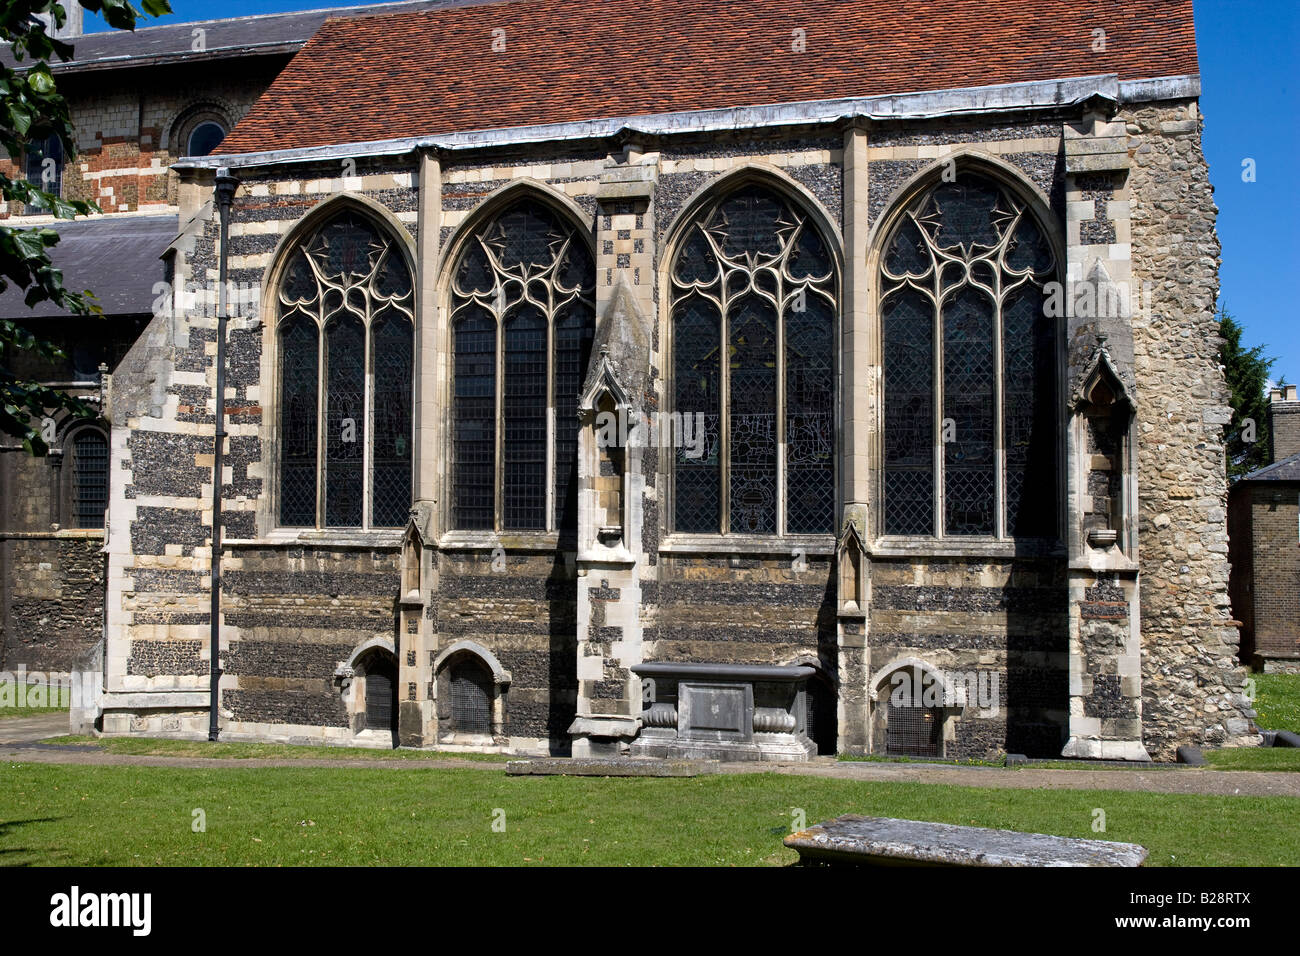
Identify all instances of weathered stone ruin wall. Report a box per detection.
[1123,99,1257,758]
[0,533,103,674]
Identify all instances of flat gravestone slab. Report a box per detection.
[506,758,719,778]
[785,814,1147,867]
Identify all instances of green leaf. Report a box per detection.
[27,69,55,95]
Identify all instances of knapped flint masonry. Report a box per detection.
[87,0,1257,761]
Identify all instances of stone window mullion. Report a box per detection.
[314,317,327,529]
[493,313,505,533]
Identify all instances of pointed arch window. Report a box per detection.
[449,199,596,532]
[276,211,415,529]
[880,171,1058,539]
[670,184,836,535]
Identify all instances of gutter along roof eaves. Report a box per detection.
[48,42,304,74]
[181,73,1154,172]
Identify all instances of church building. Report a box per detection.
[93,0,1258,761]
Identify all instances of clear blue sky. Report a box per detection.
[84,0,1299,383]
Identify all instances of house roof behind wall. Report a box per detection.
[0,215,178,320]
[1,0,500,73]
[1239,453,1300,484]
[219,0,1199,155]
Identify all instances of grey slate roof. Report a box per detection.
[6,0,494,73]
[0,214,178,319]
[1240,452,1300,483]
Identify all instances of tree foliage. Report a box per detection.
[0,0,170,453]
[1219,305,1278,480]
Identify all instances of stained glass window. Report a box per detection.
[554,303,595,530]
[449,199,596,532]
[669,185,836,535]
[503,305,547,530]
[673,296,721,533]
[452,308,496,530]
[276,211,414,529]
[879,171,1057,538]
[882,289,933,536]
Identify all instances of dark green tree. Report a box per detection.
[0,0,170,453]
[1218,305,1277,480]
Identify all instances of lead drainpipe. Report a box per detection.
[209,169,240,741]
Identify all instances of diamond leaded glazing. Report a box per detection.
[880,172,1057,538]
[276,212,414,529]
[449,199,595,532]
[670,185,836,535]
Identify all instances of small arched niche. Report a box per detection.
[341,641,399,745]
[869,660,962,758]
[433,641,511,749]
[1071,338,1137,557]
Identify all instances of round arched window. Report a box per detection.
[187,121,226,157]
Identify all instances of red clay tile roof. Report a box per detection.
[219,0,1198,155]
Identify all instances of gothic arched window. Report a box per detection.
[449,199,595,531]
[880,171,1057,539]
[670,184,836,535]
[276,211,415,529]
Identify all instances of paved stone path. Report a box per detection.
[2,715,1297,798]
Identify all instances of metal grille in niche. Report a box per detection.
[670,185,836,535]
[365,659,396,731]
[886,703,941,757]
[71,430,108,529]
[449,200,595,532]
[880,172,1057,538]
[449,662,493,734]
[276,213,414,529]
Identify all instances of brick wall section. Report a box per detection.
[642,554,835,668]
[1247,484,1299,660]
[1125,100,1256,757]
[0,64,281,218]
[1271,401,1300,461]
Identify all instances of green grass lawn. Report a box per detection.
[0,682,71,719]
[2,762,1295,866]
[1251,673,1300,732]
[1204,747,1300,772]
[43,735,511,762]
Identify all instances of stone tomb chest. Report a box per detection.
[630,662,816,761]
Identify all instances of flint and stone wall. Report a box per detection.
[98,100,1257,759]
[1124,101,1257,757]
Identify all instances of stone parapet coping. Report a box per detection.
[177,74,1200,173]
